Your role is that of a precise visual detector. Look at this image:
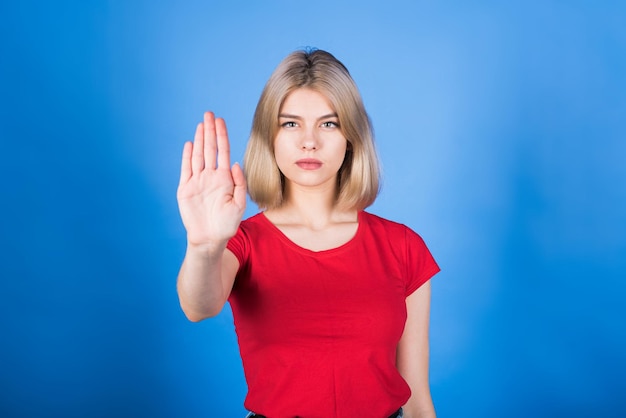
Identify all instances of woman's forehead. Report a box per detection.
[279,88,336,116]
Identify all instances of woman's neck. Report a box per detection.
[266,184,355,230]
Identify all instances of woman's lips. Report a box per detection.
[296,158,323,170]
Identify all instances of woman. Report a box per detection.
[177,49,440,418]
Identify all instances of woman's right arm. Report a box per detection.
[177,245,240,321]
[176,112,247,321]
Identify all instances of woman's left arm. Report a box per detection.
[397,281,437,418]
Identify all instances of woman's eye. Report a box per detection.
[321,121,339,128]
[281,121,298,128]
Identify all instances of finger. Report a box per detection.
[216,117,231,169]
[231,162,247,210]
[191,122,205,174]
[179,141,193,186]
[204,111,217,170]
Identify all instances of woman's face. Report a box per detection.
[274,88,348,195]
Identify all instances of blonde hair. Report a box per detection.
[244,49,380,210]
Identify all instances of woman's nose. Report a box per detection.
[301,129,318,150]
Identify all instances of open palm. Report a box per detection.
[177,112,246,249]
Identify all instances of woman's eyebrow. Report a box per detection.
[278,113,338,120]
[278,113,302,119]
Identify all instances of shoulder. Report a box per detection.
[236,212,271,234]
[227,213,268,260]
[361,211,412,236]
[360,211,431,251]
[240,212,266,226]
[361,212,440,293]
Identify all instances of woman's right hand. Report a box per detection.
[177,112,247,252]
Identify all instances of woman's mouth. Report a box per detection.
[296,158,323,170]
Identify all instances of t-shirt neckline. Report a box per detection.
[258,211,365,256]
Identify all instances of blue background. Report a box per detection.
[1,1,625,417]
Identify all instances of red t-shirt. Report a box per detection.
[227,211,440,418]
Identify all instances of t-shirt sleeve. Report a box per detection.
[404,228,440,296]
[226,224,250,270]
